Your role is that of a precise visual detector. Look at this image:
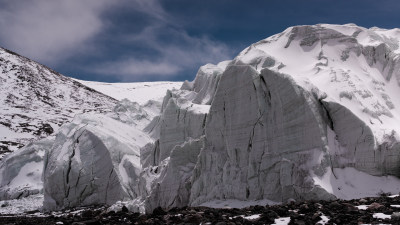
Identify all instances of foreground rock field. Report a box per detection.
[2,195,400,224]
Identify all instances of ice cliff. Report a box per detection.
[143,24,400,210]
[2,24,400,212]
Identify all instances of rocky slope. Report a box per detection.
[0,47,117,156]
[2,23,400,214]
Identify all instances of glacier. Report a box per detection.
[42,112,152,210]
[2,23,400,213]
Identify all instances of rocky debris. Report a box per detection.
[2,196,400,224]
[0,141,23,156]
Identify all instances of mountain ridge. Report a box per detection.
[0,45,117,156]
[0,46,182,157]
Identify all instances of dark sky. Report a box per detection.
[0,0,399,82]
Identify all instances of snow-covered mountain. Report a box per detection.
[1,23,400,214]
[0,46,182,157]
[0,47,117,155]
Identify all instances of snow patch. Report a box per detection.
[272,217,291,225]
[0,194,43,214]
[313,167,400,199]
[373,212,391,219]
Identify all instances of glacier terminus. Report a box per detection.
[1,24,400,214]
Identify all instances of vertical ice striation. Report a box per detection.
[190,65,336,205]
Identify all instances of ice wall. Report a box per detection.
[0,138,52,200]
[43,112,151,210]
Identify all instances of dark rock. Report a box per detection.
[358,215,373,224]
[342,203,358,213]
[311,213,321,221]
[248,205,264,213]
[121,205,129,213]
[106,210,115,216]
[313,203,323,209]
[183,214,202,224]
[271,206,289,217]
[391,212,400,225]
[81,210,93,218]
[289,219,306,225]
[258,210,278,223]
[262,210,279,218]
[287,198,296,205]
[215,222,227,225]
[298,204,311,214]
[327,201,341,209]
[82,219,101,225]
[367,202,384,211]
[152,207,167,216]
[359,198,368,204]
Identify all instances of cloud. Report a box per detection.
[95,22,233,80]
[0,0,234,81]
[0,0,115,65]
[93,58,181,78]
[91,31,231,80]
[128,0,169,22]
[131,24,231,64]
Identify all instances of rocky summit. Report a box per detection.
[1,24,400,221]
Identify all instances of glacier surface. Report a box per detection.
[2,24,400,213]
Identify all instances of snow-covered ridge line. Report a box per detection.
[74,79,182,105]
